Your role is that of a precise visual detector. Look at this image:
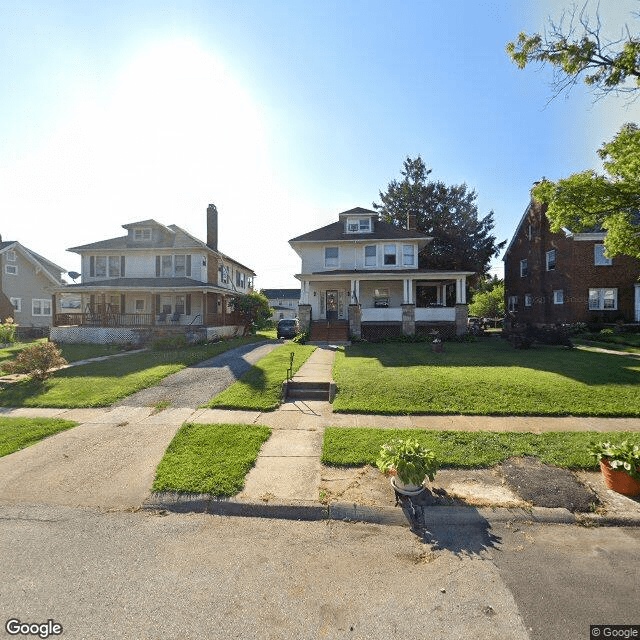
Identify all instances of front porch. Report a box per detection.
[297,271,471,338]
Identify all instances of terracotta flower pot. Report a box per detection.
[600,459,640,496]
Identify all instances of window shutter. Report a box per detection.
[186,294,191,315]
[155,295,160,314]
[90,256,95,277]
[155,256,160,277]
[120,294,125,312]
[121,256,126,276]
[186,255,191,277]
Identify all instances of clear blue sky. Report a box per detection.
[1,0,637,288]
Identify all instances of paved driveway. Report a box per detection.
[0,341,280,509]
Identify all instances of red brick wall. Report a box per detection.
[505,200,640,325]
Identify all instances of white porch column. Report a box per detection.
[456,277,467,304]
[301,280,309,304]
[408,278,414,304]
[350,279,360,304]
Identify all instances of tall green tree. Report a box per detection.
[236,291,272,334]
[373,156,505,276]
[507,5,640,101]
[533,123,640,260]
[469,282,505,319]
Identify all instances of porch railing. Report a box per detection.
[54,312,154,327]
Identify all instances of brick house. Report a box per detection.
[504,196,640,326]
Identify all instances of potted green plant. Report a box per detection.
[589,440,640,496]
[376,437,438,496]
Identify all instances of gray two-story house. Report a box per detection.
[0,238,66,333]
[53,204,256,343]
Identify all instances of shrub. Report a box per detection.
[0,318,17,344]
[1,342,68,380]
[376,437,438,485]
[600,328,615,336]
[292,331,308,344]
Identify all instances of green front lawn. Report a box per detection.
[205,344,316,411]
[321,427,640,470]
[152,423,271,495]
[0,417,78,458]
[0,340,132,365]
[0,336,264,408]
[332,341,640,416]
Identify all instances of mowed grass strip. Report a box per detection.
[321,427,640,470]
[152,423,271,496]
[206,344,316,411]
[0,417,78,458]
[332,340,640,416]
[0,336,264,408]
[0,340,127,365]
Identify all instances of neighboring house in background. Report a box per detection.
[262,288,300,320]
[53,204,256,343]
[504,194,640,326]
[0,237,66,331]
[289,207,472,341]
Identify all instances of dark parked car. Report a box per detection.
[277,318,300,339]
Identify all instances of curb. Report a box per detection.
[144,492,640,527]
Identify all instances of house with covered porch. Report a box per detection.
[289,207,472,341]
[51,204,255,344]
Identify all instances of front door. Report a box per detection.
[326,290,338,321]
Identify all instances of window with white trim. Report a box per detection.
[402,244,415,266]
[359,218,370,232]
[364,245,376,267]
[324,247,338,268]
[32,299,52,316]
[4,264,17,275]
[7,250,16,262]
[594,244,612,266]
[134,228,152,241]
[10,297,21,312]
[553,290,564,305]
[508,296,518,312]
[373,288,390,307]
[520,259,528,277]
[546,249,556,271]
[589,288,617,310]
[384,244,396,265]
[524,294,532,307]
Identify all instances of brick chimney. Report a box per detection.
[207,204,218,251]
[407,214,417,231]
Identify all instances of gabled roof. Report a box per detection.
[337,206,377,218]
[0,241,65,284]
[262,288,300,299]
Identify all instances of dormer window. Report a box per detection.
[346,217,371,233]
[134,228,152,241]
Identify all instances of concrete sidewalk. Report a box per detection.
[2,344,640,525]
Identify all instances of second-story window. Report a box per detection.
[594,244,612,266]
[402,245,415,266]
[546,250,556,271]
[324,247,338,268]
[520,259,528,277]
[384,245,396,265]
[364,245,376,267]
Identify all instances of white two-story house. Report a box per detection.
[289,207,472,340]
[53,204,255,342]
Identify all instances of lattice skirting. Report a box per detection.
[415,322,457,339]
[50,327,151,345]
[361,322,403,341]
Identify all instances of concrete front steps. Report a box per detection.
[309,320,349,343]
[285,381,334,401]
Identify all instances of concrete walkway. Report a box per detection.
[2,344,640,524]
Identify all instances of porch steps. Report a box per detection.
[309,320,349,343]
